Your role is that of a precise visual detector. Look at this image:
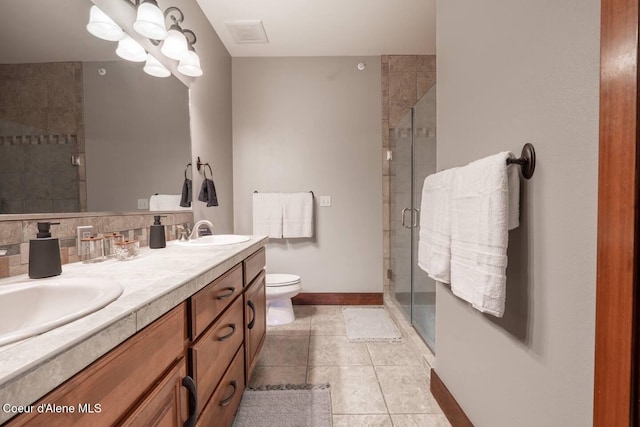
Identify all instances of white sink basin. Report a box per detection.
[176,234,251,247]
[0,277,123,346]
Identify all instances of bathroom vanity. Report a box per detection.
[0,237,267,426]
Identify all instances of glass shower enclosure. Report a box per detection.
[389,86,437,351]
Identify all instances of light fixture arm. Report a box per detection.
[164,7,184,26]
[183,29,197,48]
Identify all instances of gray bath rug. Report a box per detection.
[342,307,402,342]
[232,384,332,427]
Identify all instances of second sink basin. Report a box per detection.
[0,277,124,347]
[176,234,251,247]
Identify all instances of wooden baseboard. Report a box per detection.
[430,369,473,427]
[292,293,383,305]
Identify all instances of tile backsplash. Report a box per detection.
[0,211,194,278]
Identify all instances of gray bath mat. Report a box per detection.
[233,384,332,427]
[342,307,402,342]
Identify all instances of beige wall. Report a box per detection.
[232,57,382,293]
[436,1,600,426]
[83,60,190,212]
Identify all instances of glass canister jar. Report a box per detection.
[80,236,105,263]
[114,239,140,260]
[102,232,123,258]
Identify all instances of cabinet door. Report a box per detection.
[244,270,266,381]
[121,358,194,427]
[196,346,245,427]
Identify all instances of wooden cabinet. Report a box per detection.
[6,247,267,427]
[244,270,266,381]
[6,303,190,427]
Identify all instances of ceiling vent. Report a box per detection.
[225,20,269,44]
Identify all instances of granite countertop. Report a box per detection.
[0,235,267,424]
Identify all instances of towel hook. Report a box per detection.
[506,143,536,179]
[203,164,213,179]
[196,157,213,178]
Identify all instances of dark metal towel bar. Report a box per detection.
[506,143,536,179]
[254,191,314,197]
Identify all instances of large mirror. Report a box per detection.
[0,0,192,214]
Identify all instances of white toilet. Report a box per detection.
[265,273,302,326]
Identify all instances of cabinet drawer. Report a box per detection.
[6,303,187,427]
[191,263,243,339]
[191,296,244,415]
[120,358,190,427]
[243,247,265,287]
[196,346,246,427]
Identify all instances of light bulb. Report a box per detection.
[86,5,124,41]
[177,48,203,77]
[115,35,146,62]
[144,54,171,78]
[160,25,188,60]
[134,0,168,40]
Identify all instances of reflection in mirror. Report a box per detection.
[0,0,191,214]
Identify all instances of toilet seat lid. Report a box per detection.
[266,273,301,287]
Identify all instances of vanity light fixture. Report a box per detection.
[133,0,168,40]
[177,30,203,77]
[86,5,125,41]
[143,53,171,77]
[160,7,189,60]
[115,34,147,62]
[86,1,203,78]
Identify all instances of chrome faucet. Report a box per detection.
[189,220,214,240]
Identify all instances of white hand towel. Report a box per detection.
[252,193,284,238]
[283,192,314,238]
[418,168,455,283]
[449,152,519,317]
[149,194,191,211]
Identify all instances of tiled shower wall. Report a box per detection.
[381,55,436,288]
[0,212,193,279]
[0,62,87,213]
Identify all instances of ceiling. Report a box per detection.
[0,0,435,64]
[196,0,436,57]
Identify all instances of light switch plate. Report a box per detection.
[137,198,149,210]
[319,196,331,207]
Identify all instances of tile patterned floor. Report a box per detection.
[249,305,451,427]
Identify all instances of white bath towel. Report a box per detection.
[418,168,455,283]
[252,193,284,238]
[449,152,520,317]
[283,192,314,238]
[149,194,191,211]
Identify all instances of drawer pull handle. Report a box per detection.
[219,380,238,407]
[247,300,256,330]
[218,323,237,341]
[216,287,236,300]
[182,376,198,427]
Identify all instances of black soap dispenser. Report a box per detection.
[149,216,166,249]
[29,222,62,279]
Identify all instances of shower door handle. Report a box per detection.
[401,208,411,228]
[412,208,420,228]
